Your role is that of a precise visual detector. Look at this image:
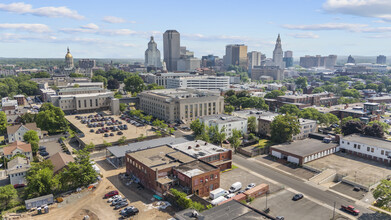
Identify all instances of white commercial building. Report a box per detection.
[177,57,201,72]
[340,134,391,164]
[199,114,247,138]
[141,72,193,88]
[166,76,230,90]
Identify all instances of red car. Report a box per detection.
[104,190,119,198]
[14,184,26,189]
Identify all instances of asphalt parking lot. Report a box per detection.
[39,140,62,157]
[250,190,342,220]
[330,182,366,200]
[220,167,283,194]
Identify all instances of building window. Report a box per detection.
[371,148,374,153]
[354,144,357,148]
[381,150,384,155]
[367,147,370,152]
[210,174,214,180]
[358,145,361,149]
[342,141,344,144]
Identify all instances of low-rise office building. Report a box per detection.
[141,72,193,88]
[276,92,338,110]
[125,145,220,197]
[139,89,224,123]
[340,135,391,164]
[270,138,339,165]
[171,140,232,170]
[166,76,230,90]
[199,114,247,138]
[367,96,391,104]
[49,87,119,115]
[232,109,275,133]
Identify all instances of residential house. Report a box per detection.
[2,141,32,161]
[7,123,43,143]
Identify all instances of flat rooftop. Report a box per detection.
[342,134,391,150]
[271,138,338,157]
[107,136,189,158]
[200,114,246,124]
[175,160,217,178]
[141,89,220,99]
[171,140,229,159]
[278,92,330,99]
[368,96,391,100]
[128,145,195,170]
[233,109,277,118]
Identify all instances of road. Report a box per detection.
[233,154,373,216]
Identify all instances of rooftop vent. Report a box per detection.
[188,146,192,149]
[195,144,200,148]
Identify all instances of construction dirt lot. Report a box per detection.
[25,158,174,220]
[66,113,155,146]
[306,152,391,187]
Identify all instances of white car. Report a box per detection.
[108,195,122,203]
[225,193,235,199]
[245,183,256,191]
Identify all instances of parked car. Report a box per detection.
[225,193,235,199]
[292,194,304,201]
[120,206,135,215]
[14,184,25,189]
[245,183,256,191]
[39,151,49,156]
[104,133,109,137]
[115,201,128,210]
[104,190,118,198]
[121,207,139,217]
[236,190,245,195]
[38,146,46,151]
[108,195,122,203]
[276,217,284,220]
[341,205,360,216]
[117,131,123,135]
[90,129,94,132]
[110,133,114,136]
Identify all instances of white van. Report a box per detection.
[229,182,242,193]
[211,196,227,206]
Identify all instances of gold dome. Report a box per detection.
[65,47,73,59]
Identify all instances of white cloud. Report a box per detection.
[289,32,320,39]
[323,0,391,22]
[81,23,99,30]
[0,23,50,33]
[0,2,84,20]
[282,23,368,32]
[0,33,56,43]
[102,16,135,24]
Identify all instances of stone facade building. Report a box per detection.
[145,36,162,68]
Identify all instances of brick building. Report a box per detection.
[173,160,220,196]
[125,145,220,197]
[171,140,232,171]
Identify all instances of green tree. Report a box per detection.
[264,90,285,99]
[69,73,84,78]
[0,184,18,210]
[224,105,235,114]
[147,83,164,90]
[341,89,360,98]
[92,75,108,88]
[368,120,390,131]
[21,112,36,124]
[119,103,126,112]
[103,141,112,148]
[107,78,120,90]
[190,119,204,137]
[248,116,256,133]
[36,103,69,134]
[18,81,39,96]
[373,179,391,208]
[118,136,126,145]
[312,87,324,94]
[225,90,235,97]
[341,116,360,126]
[295,77,308,90]
[124,74,145,93]
[23,130,39,143]
[279,104,300,115]
[0,83,10,97]
[228,129,242,153]
[25,160,57,198]
[270,115,300,144]
[114,92,122,99]
[0,111,8,134]
[326,113,339,126]
[31,71,50,78]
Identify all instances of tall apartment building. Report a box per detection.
[247,51,262,74]
[299,55,337,69]
[283,51,293,68]
[49,87,119,115]
[224,44,248,69]
[163,30,181,72]
[377,55,387,64]
[251,66,284,81]
[138,89,224,123]
[166,76,230,90]
[177,57,201,72]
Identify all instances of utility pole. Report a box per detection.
[265,191,268,210]
[333,201,336,220]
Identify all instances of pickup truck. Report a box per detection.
[341,205,360,216]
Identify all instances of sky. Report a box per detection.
[0,0,390,59]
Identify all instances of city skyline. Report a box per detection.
[0,0,391,58]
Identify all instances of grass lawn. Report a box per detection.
[257,139,274,148]
[232,164,238,169]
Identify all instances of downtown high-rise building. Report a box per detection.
[299,55,337,69]
[377,55,387,64]
[145,36,162,68]
[247,51,262,73]
[283,50,293,68]
[163,30,180,71]
[272,34,284,69]
[224,44,248,69]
